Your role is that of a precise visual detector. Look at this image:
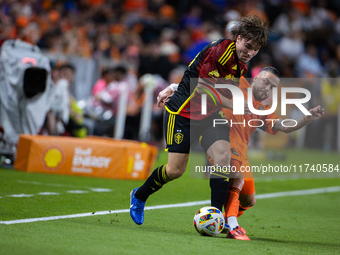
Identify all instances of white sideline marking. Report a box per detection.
[255,186,340,199]
[67,190,89,194]
[6,194,34,198]
[90,188,112,192]
[1,186,339,225]
[37,192,59,196]
[254,178,300,183]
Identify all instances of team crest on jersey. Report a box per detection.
[208,70,220,78]
[174,133,184,144]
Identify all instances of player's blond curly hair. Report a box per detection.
[230,14,268,50]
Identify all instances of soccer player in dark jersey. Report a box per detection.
[130,14,268,225]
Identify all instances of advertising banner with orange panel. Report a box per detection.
[14,135,158,180]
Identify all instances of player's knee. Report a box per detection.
[240,196,256,208]
[249,197,256,207]
[166,165,185,180]
[167,170,184,180]
[230,177,244,190]
[213,150,231,166]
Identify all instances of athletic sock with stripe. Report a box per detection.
[134,165,170,202]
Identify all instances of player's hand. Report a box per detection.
[307,105,325,121]
[157,87,174,108]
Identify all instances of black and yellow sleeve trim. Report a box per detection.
[218,42,235,66]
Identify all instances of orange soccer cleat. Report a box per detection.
[226,226,250,241]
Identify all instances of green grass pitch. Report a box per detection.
[0,149,339,255]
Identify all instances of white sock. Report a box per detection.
[227,216,239,230]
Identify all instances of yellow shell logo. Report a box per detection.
[42,146,64,170]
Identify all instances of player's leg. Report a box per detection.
[221,159,249,240]
[206,139,231,211]
[238,177,256,218]
[130,111,190,225]
[206,154,243,224]
[200,113,231,212]
[134,152,189,201]
[224,159,244,230]
[130,152,188,225]
[236,159,255,217]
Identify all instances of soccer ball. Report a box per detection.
[193,206,225,237]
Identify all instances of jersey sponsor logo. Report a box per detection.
[208,70,220,78]
[225,74,240,82]
[174,132,184,144]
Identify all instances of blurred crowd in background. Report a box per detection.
[0,0,339,151]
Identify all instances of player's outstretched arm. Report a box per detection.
[157,81,236,110]
[273,105,325,133]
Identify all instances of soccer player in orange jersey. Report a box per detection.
[218,67,323,240]
[157,66,324,240]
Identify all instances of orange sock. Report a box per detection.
[224,186,240,218]
[237,204,252,218]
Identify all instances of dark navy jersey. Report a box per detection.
[165,39,248,120]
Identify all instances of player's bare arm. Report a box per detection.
[157,84,177,107]
[273,105,325,133]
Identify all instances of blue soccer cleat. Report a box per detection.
[130,188,146,225]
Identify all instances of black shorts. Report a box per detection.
[164,110,230,154]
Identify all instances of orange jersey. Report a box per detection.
[223,76,280,161]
